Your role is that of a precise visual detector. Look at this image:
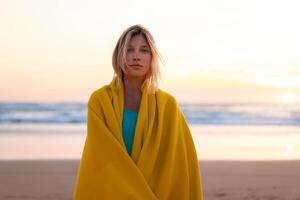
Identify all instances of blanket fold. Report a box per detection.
[73,78,203,199]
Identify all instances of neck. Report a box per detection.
[122,76,146,111]
[123,76,145,94]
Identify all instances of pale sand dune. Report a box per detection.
[0,160,300,200]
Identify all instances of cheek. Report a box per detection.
[125,53,132,62]
[143,54,151,65]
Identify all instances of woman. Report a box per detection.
[73,24,203,199]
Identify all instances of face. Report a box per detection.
[124,34,151,79]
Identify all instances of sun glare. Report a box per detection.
[285,143,294,157]
[279,93,298,104]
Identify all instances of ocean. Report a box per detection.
[1,102,300,160]
[1,102,300,126]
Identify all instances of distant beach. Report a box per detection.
[1,123,300,160]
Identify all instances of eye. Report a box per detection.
[141,49,150,53]
[127,48,134,52]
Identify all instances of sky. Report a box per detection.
[0,0,299,103]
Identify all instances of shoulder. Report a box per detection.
[156,89,179,109]
[155,89,186,124]
[90,85,110,98]
[88,84,111,107]
[86,84,114,119]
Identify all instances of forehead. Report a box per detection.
[128,34,149,46]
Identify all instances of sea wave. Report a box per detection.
[1,102,300,125]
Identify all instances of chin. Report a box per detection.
[129,74,147,79]
[125,70,148,78]
[123,74,146,80]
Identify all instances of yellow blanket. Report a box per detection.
[73,78,203,199]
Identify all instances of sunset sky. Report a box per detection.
[0,0,299,103]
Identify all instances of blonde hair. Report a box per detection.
[112,24,162,93]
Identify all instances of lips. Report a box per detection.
[128,64,142,69]
[129,64,142,67]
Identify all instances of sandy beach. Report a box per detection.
[0,160,300,200]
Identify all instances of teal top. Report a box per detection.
[122,108,139,155]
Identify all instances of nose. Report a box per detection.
[133,57,140,61]
[132,51,141,61]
